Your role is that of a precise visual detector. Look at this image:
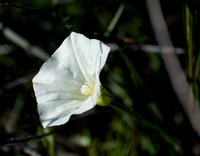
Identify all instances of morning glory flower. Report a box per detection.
[32,32,110,128]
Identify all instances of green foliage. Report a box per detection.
[0,0,199,155]
[184,0,200,102]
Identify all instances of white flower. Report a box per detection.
[32,32,110,128]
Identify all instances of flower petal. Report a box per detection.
[33,58,88,128]
[39,99,84,128]
[70,32,110,80]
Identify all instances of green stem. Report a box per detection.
[186,5,193,80]
[43,128,56,156]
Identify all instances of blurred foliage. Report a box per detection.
[183,0,200,103]
[0,0,200,156]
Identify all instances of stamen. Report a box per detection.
[81,83,93,95]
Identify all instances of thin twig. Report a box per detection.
[146,0,200,136]
[0,130,55,145]
[0,2,40,10]
[0,110,100,145]
[107,43,185,54]
[0,73,35,94]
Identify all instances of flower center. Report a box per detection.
[81,83,94,95]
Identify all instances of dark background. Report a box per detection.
[0,0,199,155]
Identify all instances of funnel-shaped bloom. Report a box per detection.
[32,32,110,128]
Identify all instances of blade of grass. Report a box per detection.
[3,27,50,61]
[184,0,200,104]
[104,3,125,37]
